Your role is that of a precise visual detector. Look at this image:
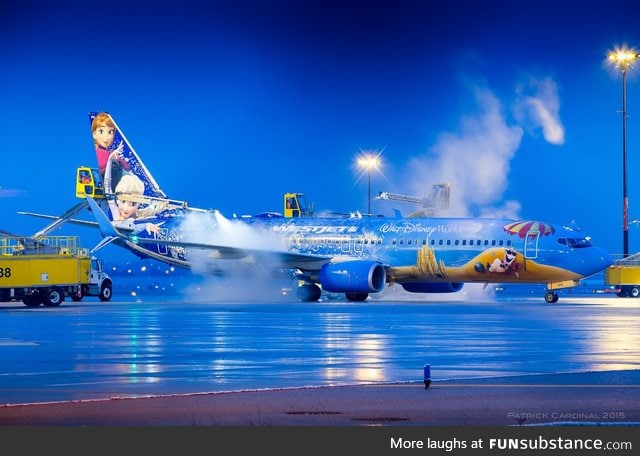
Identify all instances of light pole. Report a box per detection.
[609,49,639,257]
[357,153,380,216]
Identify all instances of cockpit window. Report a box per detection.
[557,237,592,248]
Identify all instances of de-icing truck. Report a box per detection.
[0,235,112,307]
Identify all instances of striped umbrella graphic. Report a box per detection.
[503,220,555,238]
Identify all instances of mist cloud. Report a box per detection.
[180,210,287,251]
[176,210,293,301]
[402,74,564,220]
[407,86,524,218]
[514,77,565,145]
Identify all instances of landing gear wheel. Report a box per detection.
[544,291,559,303]
[297,284,321,302]
[43,286,64,307]
[99,281,113,302]
[345,292,368,302]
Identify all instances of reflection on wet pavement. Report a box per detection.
[1,295,639,405]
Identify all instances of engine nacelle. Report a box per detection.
[401,282,464,293]
[319,260,386,293]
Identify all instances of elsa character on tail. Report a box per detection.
[113,174,168,234]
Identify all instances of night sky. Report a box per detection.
[2,0,640,259]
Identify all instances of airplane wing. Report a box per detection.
[18,196,332,270]
[17,212,98,229]
[17,199,99,236]
[139,236,331,269]
[80,196,331,269]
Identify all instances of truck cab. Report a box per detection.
[83,256,112,302]
[283,193,314,218]
[76,166,105,199]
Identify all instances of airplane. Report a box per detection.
[19,111,614,303]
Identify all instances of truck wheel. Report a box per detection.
[43,286,64,307]
[99,280,113,302]
[23,295,42,307]
[70,286,83,302]
[631,287,640,298]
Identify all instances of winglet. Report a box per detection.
[90,236,118,253]
[85,196,125,252]
[86,197,120,237]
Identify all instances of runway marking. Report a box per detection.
[432,384,640,388]
[352,416,409,422]
[286,411,342,415]
[373,382,640,388]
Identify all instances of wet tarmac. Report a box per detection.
[2,288,639,407]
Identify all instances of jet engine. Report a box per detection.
[319,260,386,293]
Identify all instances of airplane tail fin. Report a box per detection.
[89,111,166,199]
[89,111,172,222]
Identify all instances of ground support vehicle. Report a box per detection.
[0,235,112,307]
[604,253,640,297]
[283,192,315,218]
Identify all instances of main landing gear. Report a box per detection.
[297,283,322,302]
[295,283,370,302]
[544,291,559,303]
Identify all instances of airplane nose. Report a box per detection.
[589,247,614,276]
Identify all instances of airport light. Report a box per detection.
[357,153,381,216]
[609,48,639,257]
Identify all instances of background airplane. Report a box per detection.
[20,112,613,303]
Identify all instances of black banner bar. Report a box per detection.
[1,426,638,455]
